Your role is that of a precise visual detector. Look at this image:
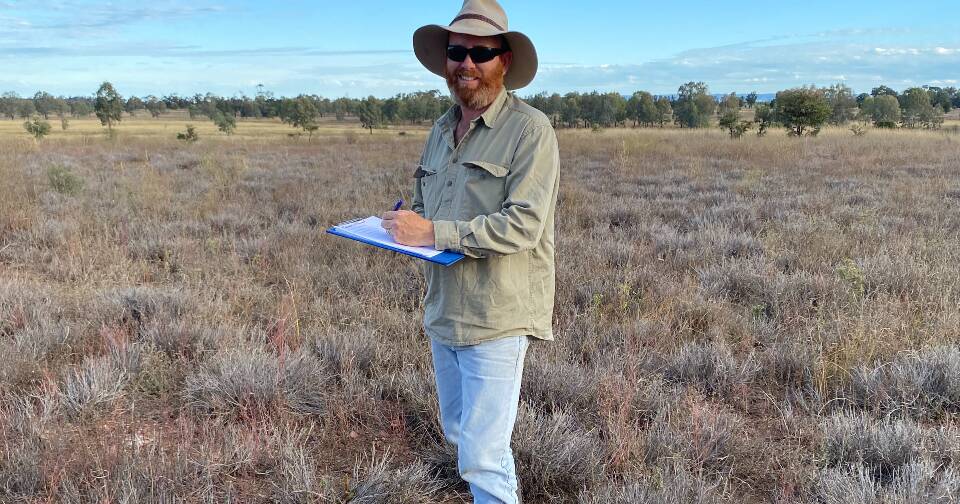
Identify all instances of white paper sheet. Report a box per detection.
[333,216,443,258]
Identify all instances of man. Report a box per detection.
[380,1,558,502]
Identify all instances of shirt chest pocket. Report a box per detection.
[458,160,509,220]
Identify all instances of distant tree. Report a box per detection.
[924,86,953,113]
[900,87,943,129]
[332,97,352,121]
[654,96,672,127]
[856,93,870,107]
[627,91,658,127]
[240,99,261,118]
[32,91,59,119]
[0,91,18,119]
[745,91,759,108]
[94,81,124,131]
[871,85,898,98]
[23,117,52,140]
[17,99,36,119]
[861,95,900,128]
[280,95,321,137]
[774,87,831,136]
[718,92,740,116]
[124,96,145,116]
[561,92,581,128]
[824,83,858,125]
[753,103,774,136]
[718,111,751,138]
[674,81,716,128]
[211,111,237,135]
[70,100,93,118]
[355,96,384,133]
[145,96,166,118]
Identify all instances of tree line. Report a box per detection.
[4,81,958,139]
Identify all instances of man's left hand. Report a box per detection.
[381,210,435,247]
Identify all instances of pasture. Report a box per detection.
[1,118,959,503]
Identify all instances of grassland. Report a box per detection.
[1,117,959,503]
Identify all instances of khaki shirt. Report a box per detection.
[412,88,560,346]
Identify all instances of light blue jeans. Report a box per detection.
[430,335,530,504]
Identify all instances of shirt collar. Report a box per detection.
[442,86,510,131]
[477,87,509,129]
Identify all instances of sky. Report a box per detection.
[1,0,958,99]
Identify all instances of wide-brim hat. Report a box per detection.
[413,0,538,90]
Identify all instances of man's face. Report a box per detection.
[445,32,512,111]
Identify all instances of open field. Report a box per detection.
[1,112,432,141]
[1,123,959,502]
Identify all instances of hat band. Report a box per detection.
[451,13,505,32]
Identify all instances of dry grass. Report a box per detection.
[1,121,959,502]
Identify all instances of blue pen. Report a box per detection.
[393,199,404,211]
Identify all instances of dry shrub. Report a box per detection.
[821,412,922,484]
[58,353,133,419]
[578,463,727,504]
[340,451,443,504]
[0,399,45,498]
[183,345,329,419]
[521,357,599,414]
[811,461,960,504]
[847,346,960,419]
[662,341,757,399]
[512,403,607,499]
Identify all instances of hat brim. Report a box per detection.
[413,24,537,91]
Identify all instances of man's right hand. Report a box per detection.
[381,210,435,247]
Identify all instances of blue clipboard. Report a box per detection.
[326,218,465,267]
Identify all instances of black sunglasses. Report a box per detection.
[446,45,508,63]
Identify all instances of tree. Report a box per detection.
[94,82,124,131]
[211,111,236,135]
[124,96,144,116]
[23,117,52,140]
[561,93,581,128]
[674,82,716,128]
[754,104,774,136]
[861,95,900,128]
[745,91,759,108]
[70,100,93,118]
[654,96,672,127]
[17,99,36,119]
[900,87,942,129]
[871,85,898,97]
[926,86,953,113]
[718,92,740,116]
[145,96,166,118]
[280,95,321,137]
[824,83,858,125]
[0,92,18,119]
[32,91,58,119]
[773,87,831,136]
[718,111,751,139]
[240,99,261,118]
[627,91,658,127]
[356,96,384,133]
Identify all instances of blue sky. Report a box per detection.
[1,0,958,98]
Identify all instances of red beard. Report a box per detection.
[445,60,506,110]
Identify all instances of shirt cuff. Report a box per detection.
[432,220,461,252]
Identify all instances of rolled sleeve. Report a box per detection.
[432,219,462,252]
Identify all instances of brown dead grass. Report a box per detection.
[1,123,959,502]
